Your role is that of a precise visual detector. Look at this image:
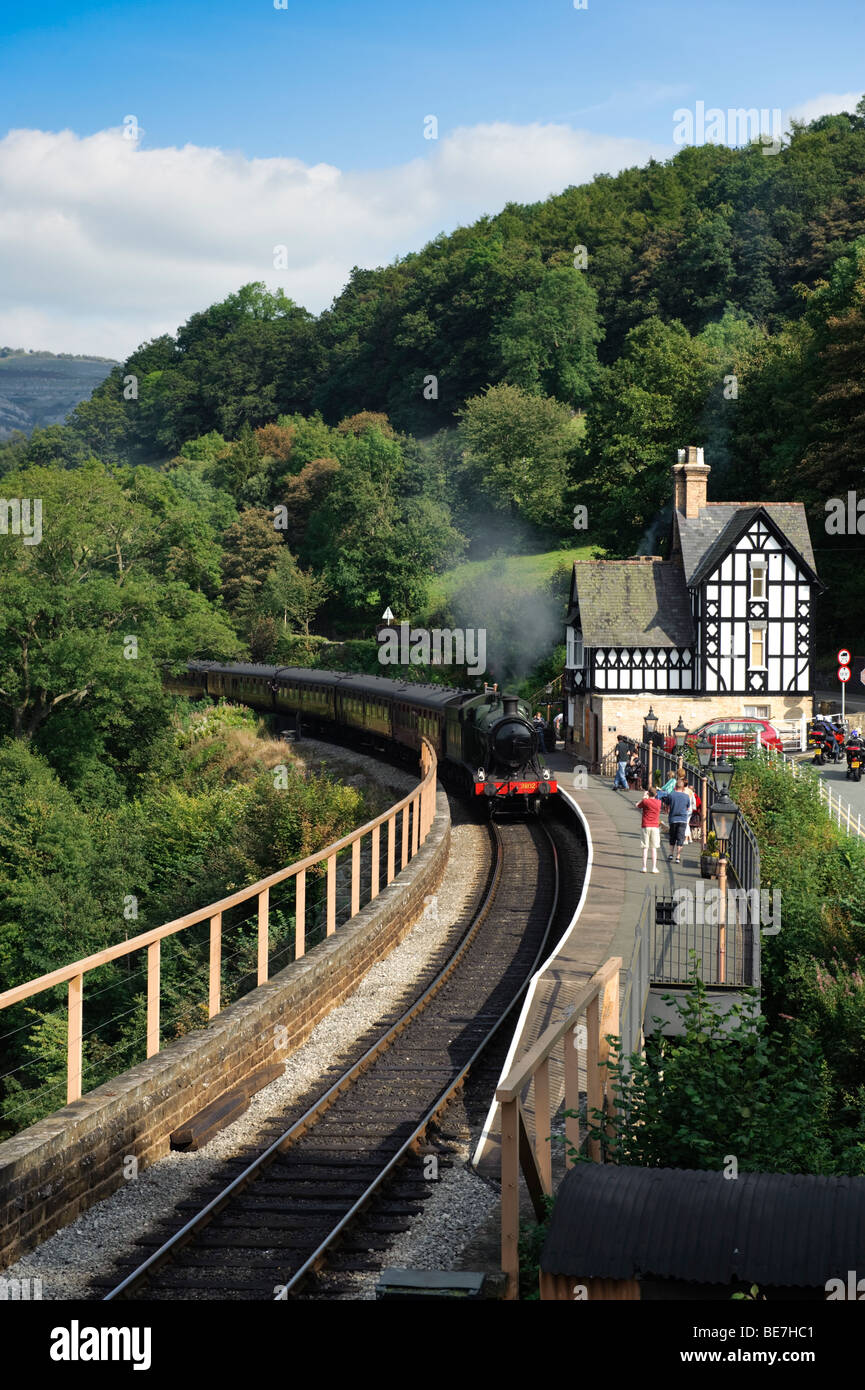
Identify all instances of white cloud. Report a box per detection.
[0,122,666,359]
[786,91,862,125]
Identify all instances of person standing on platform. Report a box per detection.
[613,748,629,789]
[635,787,662,873]
[662,777,693,864]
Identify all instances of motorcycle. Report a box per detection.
[813,724,845,765]
[846,731,864,783]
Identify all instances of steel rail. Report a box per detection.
[104,817,559,1302]
[277,820,560,1298]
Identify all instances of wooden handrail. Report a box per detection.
[0,739,438,1109]
[496,958,621,1103]
[0,740,437,1012]
[499,955,621,1300]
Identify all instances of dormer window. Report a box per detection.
[750,557,767,601]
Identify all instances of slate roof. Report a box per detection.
[541,1164,865,1288]
[675,502,817,585]
[571,561,694,648]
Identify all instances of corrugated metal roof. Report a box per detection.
[571,561,694,648]
[541,1165,865,1287]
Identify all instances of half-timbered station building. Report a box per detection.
[564,446,821,761]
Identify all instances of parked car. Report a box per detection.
[663,717,783,756]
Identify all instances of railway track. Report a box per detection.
[101,813,563,1301]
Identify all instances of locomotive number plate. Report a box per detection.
[514,781,538,792]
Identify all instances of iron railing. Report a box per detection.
[652,889,756,987]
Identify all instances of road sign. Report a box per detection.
[838,648,851,666]
[839,666,851,683]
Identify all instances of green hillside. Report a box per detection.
[424,546,595,616]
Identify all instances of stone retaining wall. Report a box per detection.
[0,788,450,1269]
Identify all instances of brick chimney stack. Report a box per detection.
[673,445,710,519]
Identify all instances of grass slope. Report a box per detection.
[424,545,598,616]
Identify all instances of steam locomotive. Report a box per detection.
[170,661,558,815]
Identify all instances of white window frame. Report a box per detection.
[749,556,768,601]
[567,627,584,670]
[748,621,767,670]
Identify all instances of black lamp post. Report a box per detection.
[644,706,658,789]
[709,792,740,984]
[710,759,735,798]
[673,715,688,773]
[696,735,712,846]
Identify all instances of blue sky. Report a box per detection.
[2,0,863,165]
[0,0,862,355]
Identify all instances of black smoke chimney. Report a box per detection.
[502,695,519,718]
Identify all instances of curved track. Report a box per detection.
[102,816,559,1301]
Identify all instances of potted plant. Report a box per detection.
[701,830,720,879]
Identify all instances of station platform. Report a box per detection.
[548,745,701,967]
[474,745,701,1173]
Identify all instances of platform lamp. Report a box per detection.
[643,705,658,790]
[709,792,740,986]
[708,758,735,798]
[696,735,712,848]
[673,715,688,775]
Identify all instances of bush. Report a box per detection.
[575,973,840,1173]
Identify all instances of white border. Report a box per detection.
[471,785,595,1168]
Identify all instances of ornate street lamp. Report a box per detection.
[710,792,739,847]
[710,759,735,798]
[644,706,658,790]
[696,735,712,846]
[673,715,688,776]
[709,793,740,985]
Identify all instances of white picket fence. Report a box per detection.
[760,747,865,842]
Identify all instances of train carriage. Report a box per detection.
[176,661,557,815]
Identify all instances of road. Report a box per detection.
[809,750,865,828]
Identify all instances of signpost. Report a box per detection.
[838,651,852,722]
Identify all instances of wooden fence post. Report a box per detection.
[257,887,269,984]
[208,913,222,1017]
[535,1055,552,1193]
[370,826,380,900]
[147,941,160,1056]
[295,870,305,959]
[564,1018,580,1167]
[387,815,396,884]
[501,1096,520,1300]
[586,995,601,1161]
[326,855,336,935]
[67,974,83,1104]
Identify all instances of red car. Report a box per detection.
[663,718,783,756]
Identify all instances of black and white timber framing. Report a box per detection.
[564,449,822,705]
